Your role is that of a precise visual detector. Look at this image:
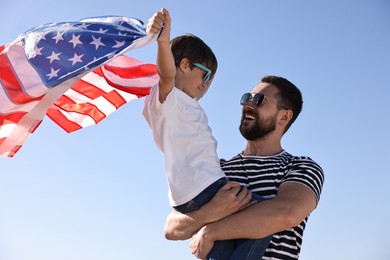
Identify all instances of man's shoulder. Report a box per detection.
[220,153,242,165]
[287,153,324,173]
[283,152,325,198]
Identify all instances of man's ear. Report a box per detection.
[179,58,190,72]
[278,109,293,127]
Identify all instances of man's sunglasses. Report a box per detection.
[240,92,265,106]
[193,63,211,84]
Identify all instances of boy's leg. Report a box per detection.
[206,240,235,260]
[173,177,228,213]
[228,235,272,260]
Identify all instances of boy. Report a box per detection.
[143,8,271,259]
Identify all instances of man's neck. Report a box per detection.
[242,138,283,157]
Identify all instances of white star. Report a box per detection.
[52,32,63,44]
[79,23,90,29]
[46,67,60,79]
[113,40,125,48]
[28,46,43,58]
[46,51,61,63]
[98,27,109,34]
[68,53,84,66]
[69,34,82,48]
[90,36,105,50]
[35,32,46,41]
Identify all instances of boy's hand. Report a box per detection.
[147,8,171,42]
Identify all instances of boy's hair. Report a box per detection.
[261,75,303,133]
[171,34,218,80]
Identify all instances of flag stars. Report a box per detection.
[46,51,61,63]
[78,23,90,29]
[35,33,46,41]
[113,40,125,48]
[98,27,109,34]
[68,53,84,66]
[29,46,43,58]
[46,67,60,79]
[69,34,82,48]
[52,32,64,44]
[90,35,105,50]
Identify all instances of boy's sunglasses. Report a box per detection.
[240,92,265,106]
[193,63,211,84]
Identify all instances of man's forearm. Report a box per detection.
[202,200,289,241]
[164,209,209,240]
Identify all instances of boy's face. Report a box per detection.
[176,59,213,100]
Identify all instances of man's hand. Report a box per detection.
[190,226,214,260]
[201,182,254,223]
[164,182,253,240]
[146,8,171,43]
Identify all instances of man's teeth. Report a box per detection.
[245,114,255,119]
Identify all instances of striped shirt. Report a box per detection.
[220,150,324,260]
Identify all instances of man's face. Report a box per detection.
[239,83,281,140]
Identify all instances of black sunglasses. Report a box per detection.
[240,92,265,106]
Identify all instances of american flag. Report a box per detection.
[0,16,159,158]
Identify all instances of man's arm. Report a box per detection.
[146,8,174,102]
[164,182,253,240]
[190,182,317,259]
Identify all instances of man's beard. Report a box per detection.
[239,112,277,141]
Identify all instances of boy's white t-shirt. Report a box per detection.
[143,85,226,206]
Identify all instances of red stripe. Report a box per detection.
[0,50,43,104]
[101,75,152,97]
[0,113,41,133]
[70,78,107,99]
[0,137,6,146]
[46,108,82,133]
[104,83,151,97]
[8,145,22,157]
[103,63,157,79]
[53,95,107,123]
[103,89,127,109]
[93,67,153,97]
[29,119,42,133]
[0,111,27,125]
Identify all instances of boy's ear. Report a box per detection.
[179,58,190,72]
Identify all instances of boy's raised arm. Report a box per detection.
[147,8,175,102]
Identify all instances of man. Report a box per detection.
[164,75,324,260]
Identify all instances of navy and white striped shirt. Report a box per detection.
[221,150,324,260]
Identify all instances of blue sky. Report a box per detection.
[1,1,389,259]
